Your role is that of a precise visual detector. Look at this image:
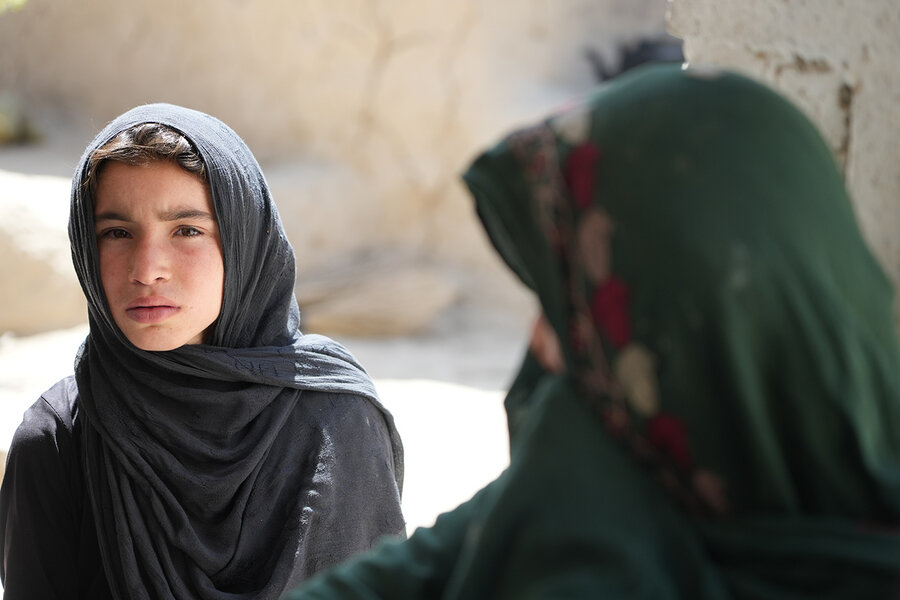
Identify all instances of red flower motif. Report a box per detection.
[647,414,692,471]
[589,277,631,348]
[563,143,601,209]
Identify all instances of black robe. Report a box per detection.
[1,375,403,599]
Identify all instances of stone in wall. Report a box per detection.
[297,251,460,337]
[0,169,86,334]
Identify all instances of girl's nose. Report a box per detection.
[129,237,171,285]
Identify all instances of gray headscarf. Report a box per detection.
[68,103,404,599]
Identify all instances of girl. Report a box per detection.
[0,104,405,599]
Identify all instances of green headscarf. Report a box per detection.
[286,64,900,599]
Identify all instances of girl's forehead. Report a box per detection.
[93,161,214,219]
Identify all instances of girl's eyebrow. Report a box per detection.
[159,208,215,222]
[94,209,215,223]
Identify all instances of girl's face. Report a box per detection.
[93,160,225,351]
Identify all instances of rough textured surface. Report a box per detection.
[668,0,900,322]
[296,252,461,336]
[0,170,86,333]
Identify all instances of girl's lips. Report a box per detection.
[125,306,179,324]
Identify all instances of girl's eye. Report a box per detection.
[176,226,202,237]
[99,228,130,240]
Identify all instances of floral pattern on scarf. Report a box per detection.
[507,115,730,518]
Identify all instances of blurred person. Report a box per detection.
[284,63,900,599]
[0,104,405,599]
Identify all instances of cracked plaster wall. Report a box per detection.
[668,0,900,322]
